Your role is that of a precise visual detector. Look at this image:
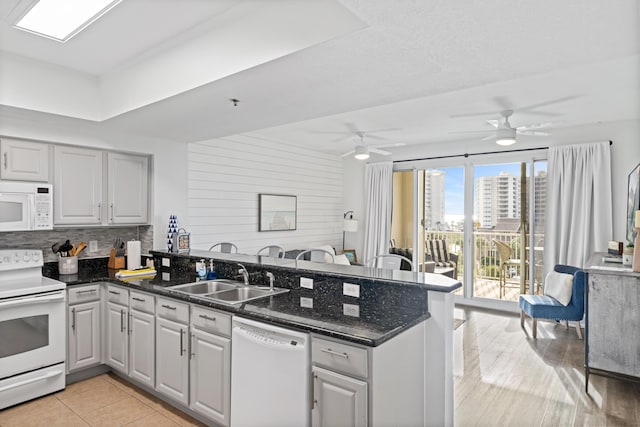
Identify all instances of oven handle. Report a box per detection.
[0,292,64,308]
[0,369,63,393]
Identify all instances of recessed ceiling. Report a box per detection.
[0,0,638,153]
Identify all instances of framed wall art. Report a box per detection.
[259,194,297,232]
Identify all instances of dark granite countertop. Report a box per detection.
[44,257,430,346]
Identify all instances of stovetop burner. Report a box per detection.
[0,249,65,299]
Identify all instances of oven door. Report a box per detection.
[0,290,66,379]
[0,193,32,231]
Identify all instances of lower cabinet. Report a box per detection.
[312,366,367,427]
[67,285,102,372]
[106,300,128,373]
[155,299,190,405]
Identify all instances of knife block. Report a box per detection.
[108,248,125,270]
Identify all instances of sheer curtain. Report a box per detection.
[544,142,612,270]
[363,162,393,264]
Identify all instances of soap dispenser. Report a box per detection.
[207,259,217,280]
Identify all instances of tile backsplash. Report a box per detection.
[0,225,153,262]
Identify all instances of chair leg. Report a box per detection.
[520,310,525,329]
[564,320,569,330]
[575,322,583,340]
[532,318,537,339]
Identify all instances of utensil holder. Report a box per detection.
[59,256,78,275]
[108,248,125,270]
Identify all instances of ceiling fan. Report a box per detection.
[340,132,401,160]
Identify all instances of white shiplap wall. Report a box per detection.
[188,134,344,254]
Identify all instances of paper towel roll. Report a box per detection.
[127,240,141,270]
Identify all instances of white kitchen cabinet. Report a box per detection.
[107,152,148,224]
[128,298,155,388]
[105,300,128,374]
[0,138,50,182]
[67,286,102,373]
[156,316,189,405]
[312,366,368,427]
[189,309,231,426]
[54,146,103,225]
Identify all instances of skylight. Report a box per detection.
[14,0,122,42]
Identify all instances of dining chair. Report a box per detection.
[209,242,238,253]
[365,254,413,271]
[493,239,521,298]
[256,245,285,258]
[295,248,335,263]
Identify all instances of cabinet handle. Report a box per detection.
[71,307,76,332]
[76,289,96,295]
[3,152,7,170]
[132,297,145,302]
[320,348,349,359]
[190,333,195,359]
[97,203,102,222]
[109,290,120,295]
[110,203,114,222]
[162,304,177,310]
[179,328,185,356]
[311,373,317,409]
[198,314,216,322]
[120,309,125,333]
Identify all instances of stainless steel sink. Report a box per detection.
[169,280,241,294]
[168,279,288,304]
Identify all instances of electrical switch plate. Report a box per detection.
[162,258,170,267]
[300,277,313,289]
[343,303,360,317]
[343,282,360,298]
[162,272,170,281]
[89,240,98,253]
[300,297,313,308]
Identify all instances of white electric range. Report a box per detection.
[0,249,66,409]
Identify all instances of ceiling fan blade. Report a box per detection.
[480,134,495,141]
[517,131,551,136]
[517,95,581,113]
[369,148,392,156]
[486,119,499,128]
[450,110,500,118]
[341,150,355,157]
[370,142,406,148]
[449,129,493,134]
[516,121,556,131]
[364,134,388,142]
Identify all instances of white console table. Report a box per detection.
[585,253,640,391]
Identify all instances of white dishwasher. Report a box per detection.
[231,316,310,427]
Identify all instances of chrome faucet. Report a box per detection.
[266,272,275,291]
[237,263,250,286]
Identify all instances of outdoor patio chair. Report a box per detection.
[493,239,522,298]
[425,239,458,278]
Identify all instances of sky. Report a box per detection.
[439,162,544,219]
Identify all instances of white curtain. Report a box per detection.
[544,142,612,270]
[363,162,393,264]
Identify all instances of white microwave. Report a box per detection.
[0,181,53,231]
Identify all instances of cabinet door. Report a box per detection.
[67,301,101,372]
[189,328,230,426]
[156,317,189,405]
[54,146,103,225]
[107,152,148,224]
[105,302,128,373]
[129,309,155,388]
[0,139,49,182]
[312,366,367,427]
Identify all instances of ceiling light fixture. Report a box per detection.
[495,127,517,146]
[14,0,122,43]
[354,145,370,160]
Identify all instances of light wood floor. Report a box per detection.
[0,373,205,427]
[454,307,640,426]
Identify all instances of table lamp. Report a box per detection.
[343,211,358,251]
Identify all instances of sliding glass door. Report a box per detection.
[392,152,547,307]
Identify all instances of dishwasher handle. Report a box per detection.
[232,325,306,350]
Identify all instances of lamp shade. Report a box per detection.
[343,219,358,232]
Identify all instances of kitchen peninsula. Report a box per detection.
[47,249,461,427]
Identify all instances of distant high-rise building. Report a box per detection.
[424,170,445,230]
[475,172,521,228]
[533,170,547,229]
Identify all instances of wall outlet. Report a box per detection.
[162,258,170,267]
[343,303,360,317]
[300,297,313,308]
[300,277,314,289]
[89,240,98,253]
[343,282,360,298]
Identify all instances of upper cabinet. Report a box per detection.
[54,146,103,225]
[54,146,150,226]
[108,153,148,224]
[0,139,50,182]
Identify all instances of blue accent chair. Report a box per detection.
[519,264,586,339]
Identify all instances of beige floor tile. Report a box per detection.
[54,374,112,399]
[81,396,156,427]
[58,380,129,415]
[103,373,144,396]
[157,404,207,427]
[0,395,89,427]
[124,411,180,427]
